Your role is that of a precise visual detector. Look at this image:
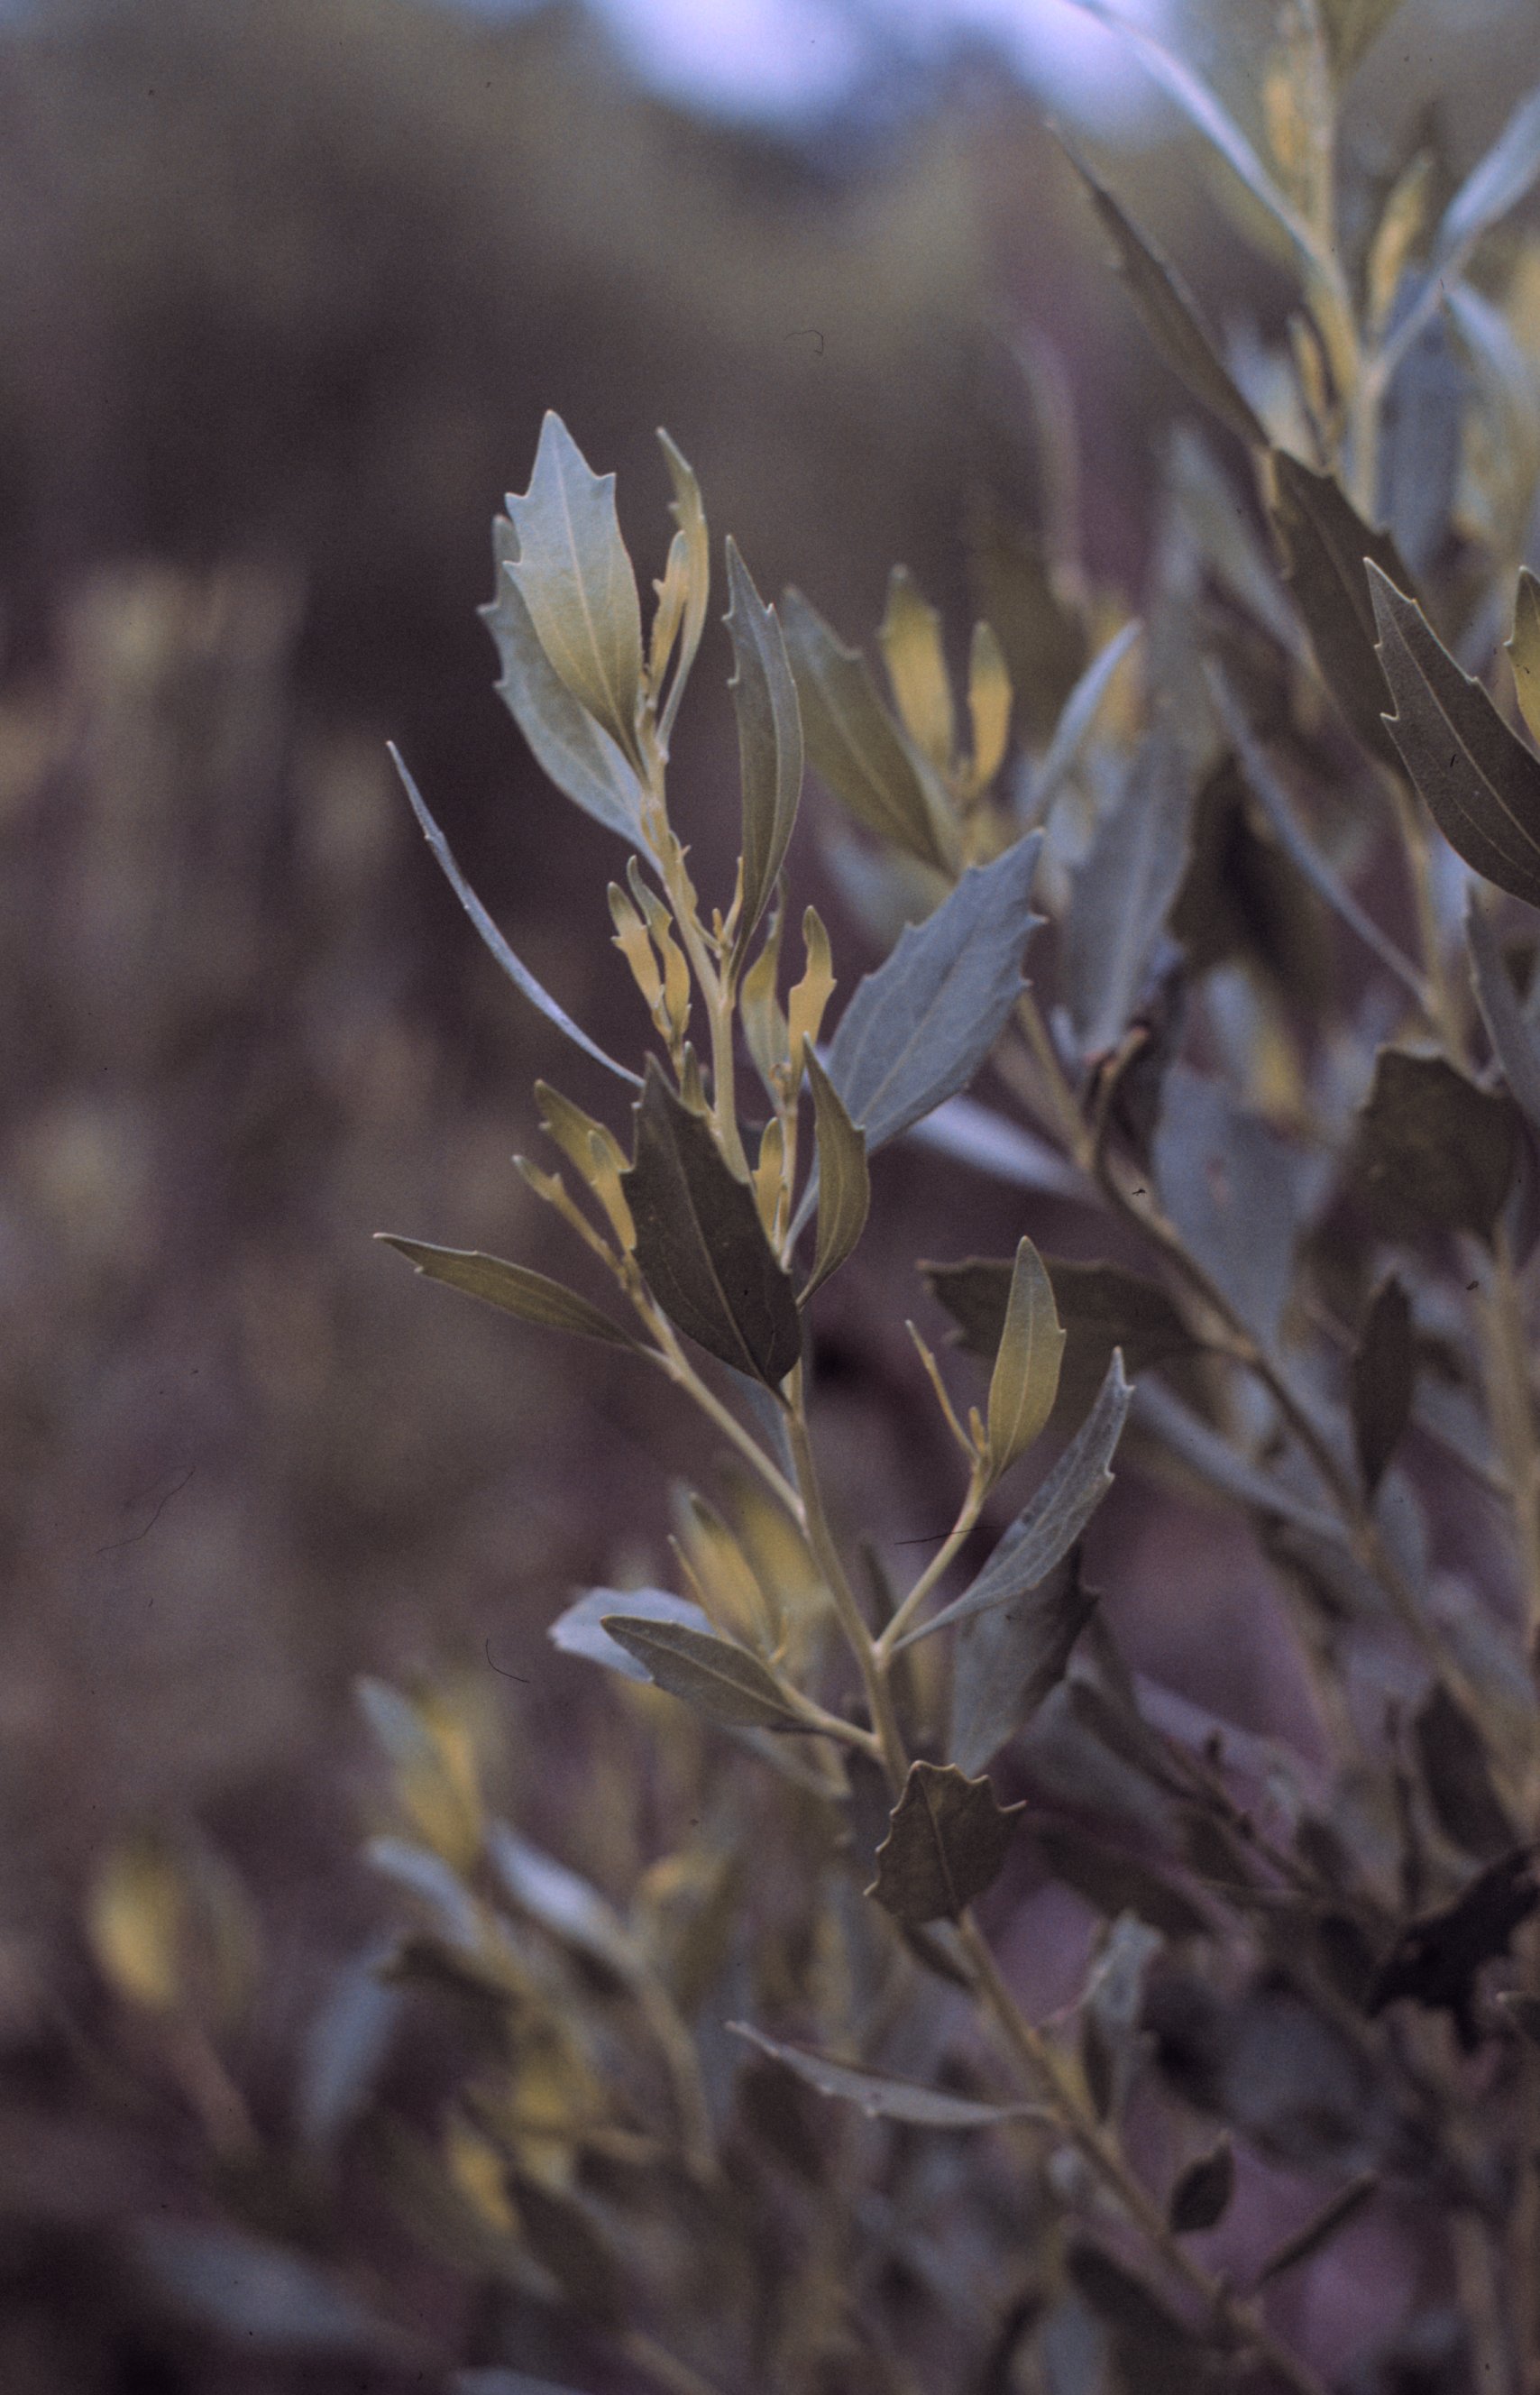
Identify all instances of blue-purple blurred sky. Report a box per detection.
[454,0,1176,125]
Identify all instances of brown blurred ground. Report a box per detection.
[1,0,1537,2384]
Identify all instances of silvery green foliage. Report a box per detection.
[205,13,1540,2384]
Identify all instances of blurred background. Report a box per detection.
[1,0,1537,2384]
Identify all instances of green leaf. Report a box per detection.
[1061,3,1316,271]
[902,1353,1132,1649]
[1320,0,1403,82]
[1269,453,1416,765]
[507,2175,625,2326]
[780,586,952,868]
[548,1585,714,1682]
[1467,888,1540,1135]
[1507,565,1540,748]
[1349,1273,1414,1497]
[375,1235,644,1350]
[1412,1685,1515,1863]
[504,411,644,762]
[1206,666,1426,1005]
[801,1046,870,1300]
[1168,2137,1235,2234]
[1153,1066,1303,1346]
[1064,717,1195,1057]
[600,1614,804,1731]
[1066,2241,1209,2381]
[1355,1045,1519,1244]
[1437,83,1540,278]
[1022,620,1142,822]
[877,565,956,773]
[1081,1913,1162,2122]
[724,537,802,959]
[821,832,1043,1158]
[390,747,641,1087]
[1369,560,1540,909]
[481,517,648,848]
[655,427,710,741]
[866,1760,1025,1925]
[728,2022,1043,2128]
[966,620,1013,791]
[1067,151,1266,452]
[623,1057,802,1385]
[985,1237,1067,1483]
[949,1550,1100,1776]
[925,1254,1194,1382]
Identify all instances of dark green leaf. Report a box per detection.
[624,1057,802,1384]
[949,1551,1100,1776]
[1350,1273,1415,1496]
[1412,1685,1515,1862]
[1270,453,1416,764]
[376,1235,644,1350]
[503,410,643,762]
[724,537,802,957]
[925,1254,1195,1381]
[1355,1046,1518,1244]
[600,1614,804,1731]
[548,1585,714,1682]
[801,1046,869,1300]
[508,2174,625,2326]
[1066,2242,1209,2393]
[866,1761,1025,1925]
[822,832,1043,1158]
[1065,717,1195,1056]
[1368,560,1540,909]
[728,2022,1043,2127]
[780,586,951,868]
[1169,2137,1234,2233]
[1321,0,1405,81]
[390,748,641,1087]
[985,1236,1066,1482]
[1153,1066,1303,1345]
[1033,1821,1208,1939]
[481,516,647,847]
[1068,151,1266,452]
[1467,888,1540,1134]
[1369,1849,1540,2048]
[904,1354,1132,1648]
[1206,666,1426,1005]
[1254,2173,1379,2286]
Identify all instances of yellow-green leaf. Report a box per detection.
[1508,567,1540,749]
[985,1237,1066,1484]
[376,1235,644,1350]
[505,412,644,762]
[878,565,955,775]
[965,620,1012,794]
[801,1046,870,1301]
[655,428,710,743]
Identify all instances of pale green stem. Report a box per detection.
[956,1918,1330,2395]
[875,1472,985,1658]
[784,1379,909,1795]
[642,1312,804,1525]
